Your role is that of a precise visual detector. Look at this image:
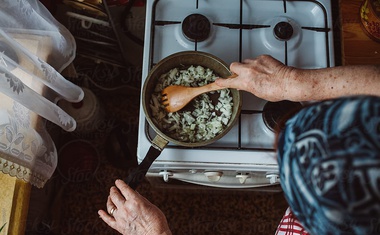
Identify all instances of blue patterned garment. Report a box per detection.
[277,96,380,235]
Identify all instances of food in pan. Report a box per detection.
[150,65,234,142]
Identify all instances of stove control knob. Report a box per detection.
[266,173,280,184]
[236,173,250,184]
[204,171,223,182]
[159,170,173,182]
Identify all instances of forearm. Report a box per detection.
[286,65,380,101]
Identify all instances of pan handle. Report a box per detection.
[125,135,169,190]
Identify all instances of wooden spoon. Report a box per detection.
[161,74,237,113]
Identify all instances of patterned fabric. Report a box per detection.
[0,0,83,187]
[277,96,380,235]
[276,207,310,235]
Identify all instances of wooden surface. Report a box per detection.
[340,0,380,65]
[0,175,31,235]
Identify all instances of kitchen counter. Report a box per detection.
[0,175,31,235]
[0,1,378,234]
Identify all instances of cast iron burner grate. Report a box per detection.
[146,0,334,151]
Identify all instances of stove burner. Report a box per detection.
[182,14,211,42]
[273,21,293,41]
[263,101,303,132]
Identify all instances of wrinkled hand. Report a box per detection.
[98,179,171,235]
[215,55,294,101]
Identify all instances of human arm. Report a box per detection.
[98,179,172,235]
[215,54,380,102]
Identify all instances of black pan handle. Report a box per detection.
[125,135,169,190]
[125,145,161,190]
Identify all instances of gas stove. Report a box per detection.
[137,0,335,189]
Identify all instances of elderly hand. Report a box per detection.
[216,55,380,102]
[98,179,172,235]
[215,55,294,101]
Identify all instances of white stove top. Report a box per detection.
[137,0,335,188]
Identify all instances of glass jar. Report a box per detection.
[360,0,380,42]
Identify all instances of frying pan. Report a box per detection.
[125,51,242,189]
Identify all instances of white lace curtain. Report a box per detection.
[0,0,83,187]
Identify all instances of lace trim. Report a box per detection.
[0,153,47,188]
